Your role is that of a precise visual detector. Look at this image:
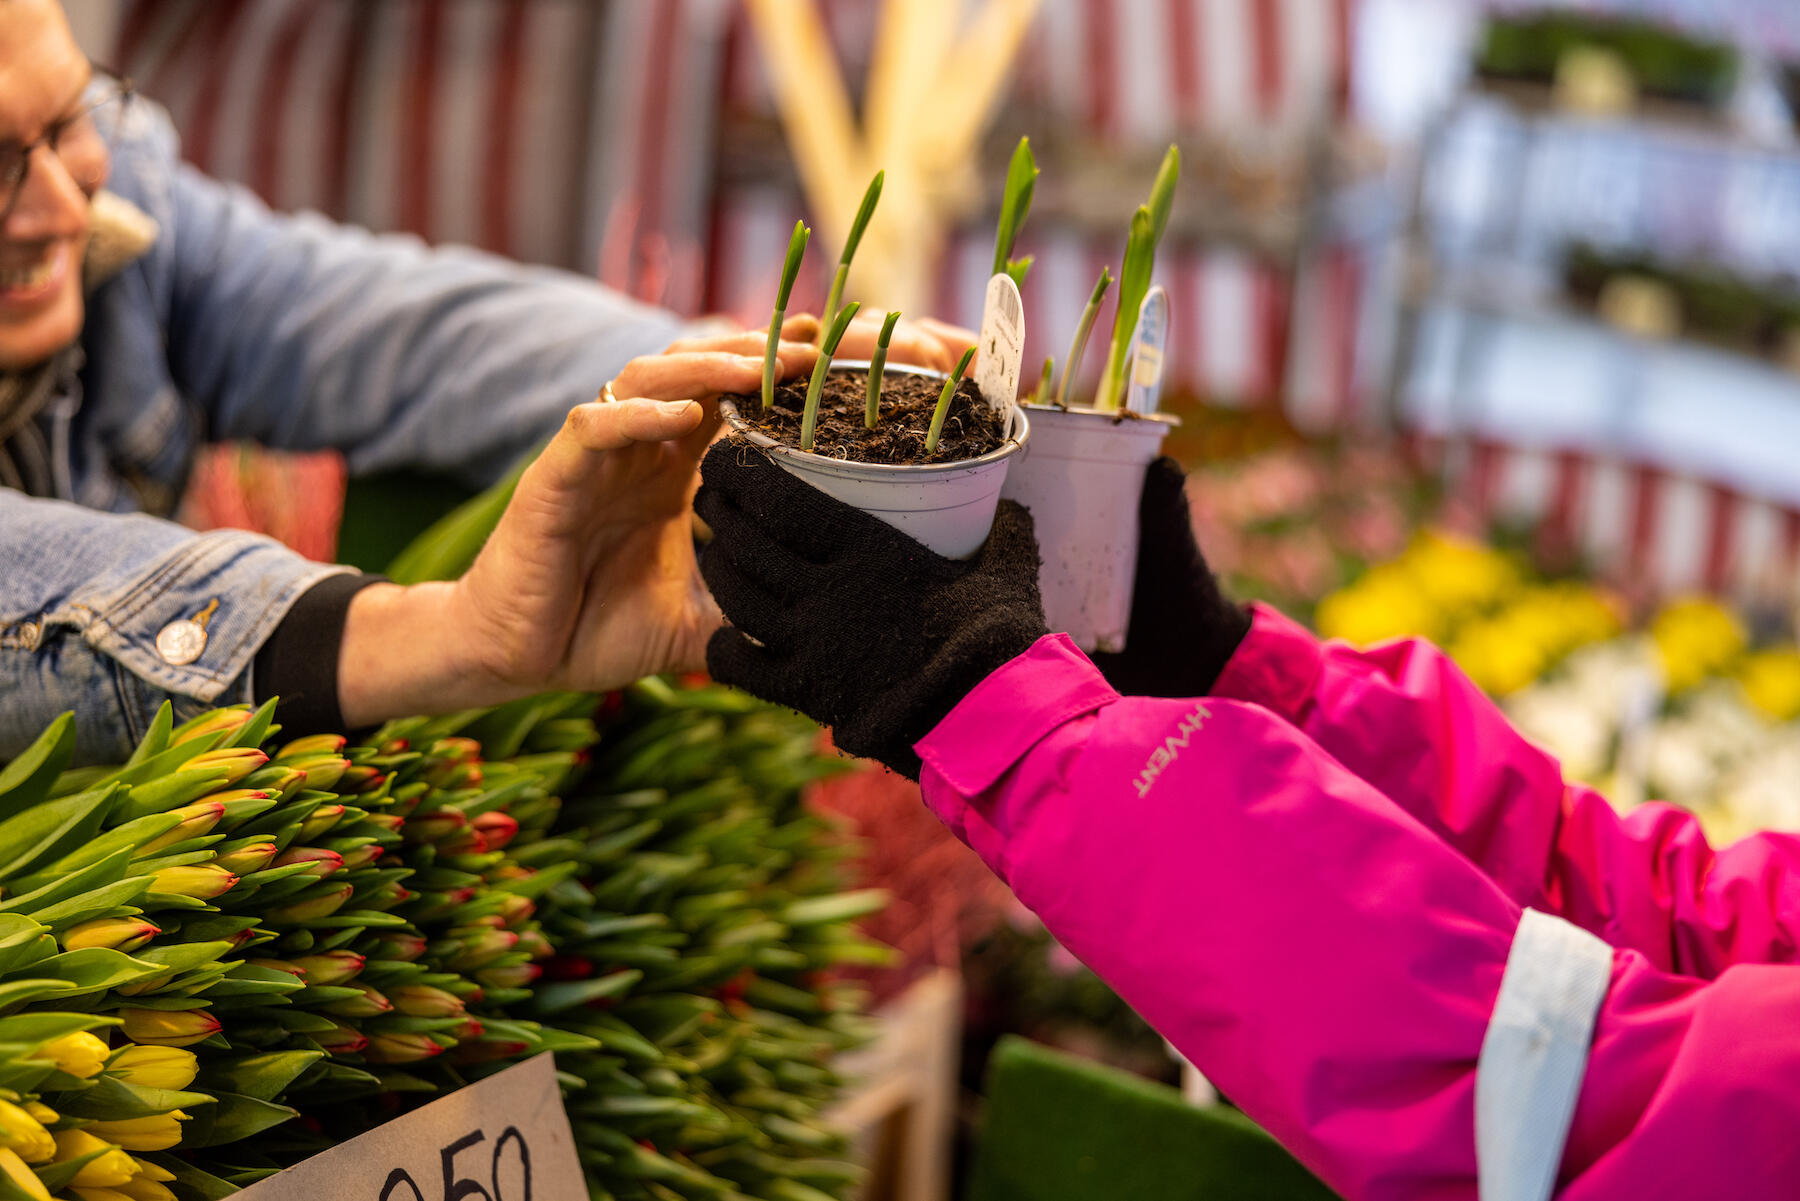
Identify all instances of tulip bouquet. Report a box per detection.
[0,511,888,1201]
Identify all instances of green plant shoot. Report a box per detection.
[924,346,978,455]
[764,220,810,411]
[820,171,884,335]
[800,301,862,452]
[865,310,902,429]
[1054,266,1112,409]
[992,136,1039,285]
[1097,144,1179,411]
[1032,356,1054,406]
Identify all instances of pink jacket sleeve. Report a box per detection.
[916,635,1800,1200]
[1213,604,1800,978]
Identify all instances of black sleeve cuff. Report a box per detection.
[253,572,388,738]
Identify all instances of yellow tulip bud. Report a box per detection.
[119,1008,220,1049]
[73,1186,140,1201]
[52,1130,137,1187]
[0,1099,55,1163]
[63,918,161,953]
[134,800,228,855]
[130,1157,174,1183]
[20,1104,55,1126]
[33,1031,110,1079]
[79,1112,188,1153]
[0,1147,51,1200]
[120,1176,179,1201]
[148,864,238,900]
[106,1045,199,1091]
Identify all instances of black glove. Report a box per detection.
[1088,457,1251,697]
[696,441,1048,779]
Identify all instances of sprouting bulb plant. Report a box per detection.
[992,136,1039,289]
[1095,144,1179,412]
[800,301,862,452]
[924,346,978,456]
[865,310,902,430]
[820,171,884,336]
[1032,356,1054,406]
[764,220,810,411]
[1054,266,1113,409]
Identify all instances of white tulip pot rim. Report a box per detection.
[718,361,1030,561]
[719,360,1029,476]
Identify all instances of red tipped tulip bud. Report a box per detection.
[449,929,518,971]
[291,951,366,985]
[475,961,541,990]
[470,811,520,851]
[324,985,393,1018]
[297,802,348,840]
[276,733,347,759]
[338,765,386,794]
[363,1032,444,1064]
[517,930,553,960]
[402,810,467,844]
[150,864,237,899]
[371,932,427,962]
[495,894,536,928]
[315,1022,369,1055]
[121,1008,222,1048]
[267,883,353,923]
[171,706,252,746]
[339,843,383,870]
[135,800,227,854]
[185,747,268,786]
[63,916,159,952]
[213,842,279,874]
[272,847,344,878]
[450,1038,531,1066]
[361,813,405,835]
[391,985,466,1018]
[248,958,307,979]
[490,863,535,883]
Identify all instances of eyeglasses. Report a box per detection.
[0,68,135,223]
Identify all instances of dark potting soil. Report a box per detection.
[724,369,1010,466]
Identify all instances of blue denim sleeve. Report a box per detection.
[0,491,350,765]
[161,162,695,488]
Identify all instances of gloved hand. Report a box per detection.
[696,441,1048,779]
[1088,457,1252,697]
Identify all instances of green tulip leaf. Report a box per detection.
[175,1090,299,1148]
[56,1073,215,1119]
[197,1050,322,1103]
[0,711,76,820]
[0,783,121,882]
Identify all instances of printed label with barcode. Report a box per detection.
[1125,285,1170,415]
[975,273,1026,413]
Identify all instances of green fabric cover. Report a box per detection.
[967,1036,1340,1201]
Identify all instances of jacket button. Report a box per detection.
[155,619,208,666]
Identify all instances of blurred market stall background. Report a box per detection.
[54,1,1800,1195]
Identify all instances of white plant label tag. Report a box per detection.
[1125,285,1170,415]
[235,1054,583,1201]
[975,273,1026,414]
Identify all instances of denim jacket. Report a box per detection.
[0,99,690,763]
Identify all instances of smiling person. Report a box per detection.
[697,440,1800,1200]
[0,0,971,763]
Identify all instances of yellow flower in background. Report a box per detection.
[1737,648,1800,721]
[1449,618,1549,697]
[1315,564,1446,646]
[51,1130,137,1188]
[35,1031,110,1078]
[0,1099,55,1164]
[1651,598,1746,693]
[0,1147,50,1200]
[1403,529,1520,614]
[79,1113,188,1153]
[104,1046,199,1091]
[130,1158,175,1183]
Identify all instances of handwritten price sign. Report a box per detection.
[236,1055,584,1201]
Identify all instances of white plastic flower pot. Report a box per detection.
[999,404,1176,653]
[719,362,1030,561]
